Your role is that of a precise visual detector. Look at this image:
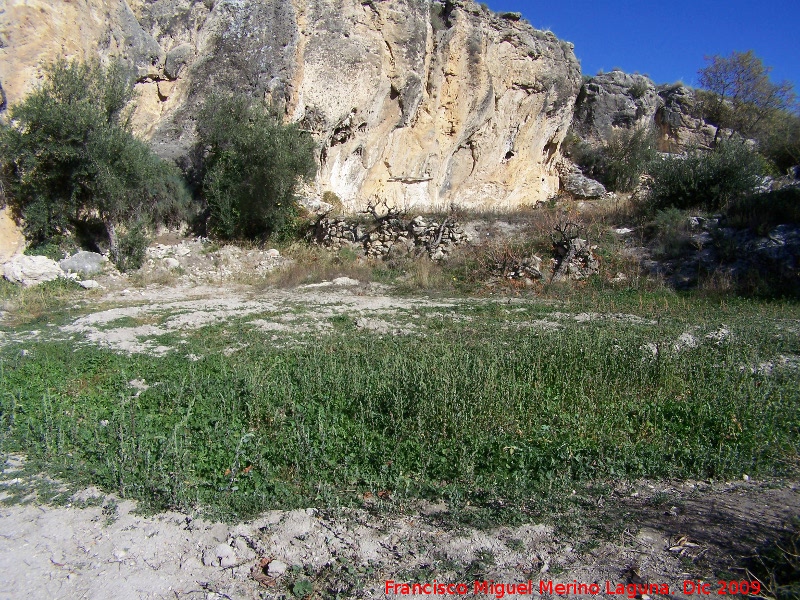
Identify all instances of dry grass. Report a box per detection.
[127,267,182,288]
[0,278,87,326]
[266,243,376,288]
[255,198,656,296]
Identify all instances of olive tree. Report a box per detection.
[0,59,190,269]
[196,93,317,240]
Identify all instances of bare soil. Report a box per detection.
[1,450,798,599]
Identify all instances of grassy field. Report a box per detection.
[1,280,798,524]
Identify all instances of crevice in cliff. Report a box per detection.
[543,140,558,166]
[430,1,456,32]
[383,40,396,71]
[467,141,479,175]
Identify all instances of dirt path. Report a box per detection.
[1,454,797,599]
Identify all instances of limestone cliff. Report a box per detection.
[0,0,582,211]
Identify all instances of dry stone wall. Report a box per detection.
[313,215,468,260]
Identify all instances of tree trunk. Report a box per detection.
[105,219,118,265]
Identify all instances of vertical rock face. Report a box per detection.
[1,0,582,211]
[0,0,161,108]
[655,84,718,151]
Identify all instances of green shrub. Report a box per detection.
[430,2,448,31]
[570,128,657,192]
[628,80,650,100]
[726,187,800,234]
[0,59,191,269]
[758,109,800,174]
[197,93,317,241]
[647,141,769,211]
[23,235,80,261]
[114,222,150,272]
[649,207,694,259]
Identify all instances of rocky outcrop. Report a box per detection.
[1,0,582,211]
[561,168,607,199]
[655,84,718,151]
[60,252,108,276]
[572,70,660,143]
[3,255,65,287]
[571,70,718,152]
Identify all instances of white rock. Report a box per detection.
[641,342,659,357]
[613,227,634,235]
[267,559,288,577]
[673,332,698,352]
[79,280,101,289]
[705,326,732,345]
[163,257,181,269]
[209,523,229,543]
[331,276,359,286]
[112,548,128,560]
[203,543,237,568]
[233,537,256,560]
[60,251,106,275]
[266,248,280,258]
[3,255,65,286]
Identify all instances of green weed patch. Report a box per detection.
[1,299,797,522]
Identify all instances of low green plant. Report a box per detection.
[628,80,650,100]
[1,293,798,522]
[113,222,150,272]
[647,141,769,211]
[570,128,657,192]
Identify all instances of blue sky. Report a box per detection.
[483,0,800,89]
